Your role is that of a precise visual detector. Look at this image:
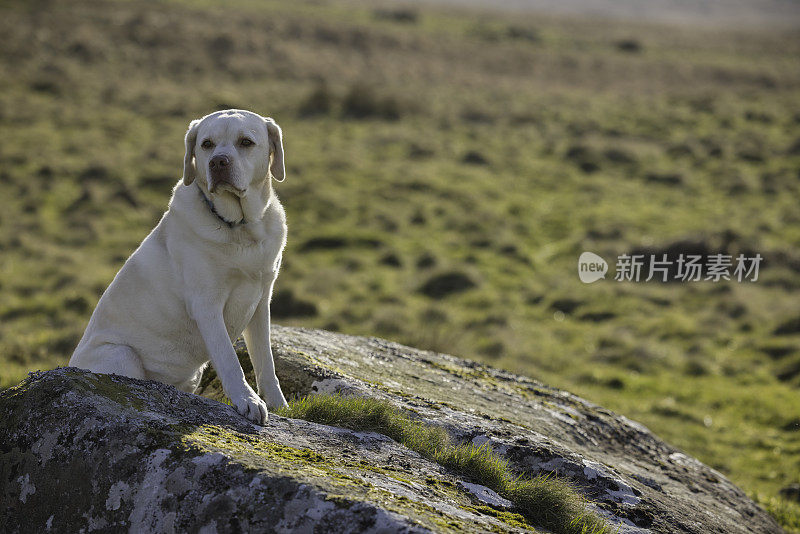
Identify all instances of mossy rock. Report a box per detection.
[1,326,783,533]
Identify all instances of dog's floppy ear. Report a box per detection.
[264,117,285,182]
[182,119,201,186]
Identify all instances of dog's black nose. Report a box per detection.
[209,154,231,170]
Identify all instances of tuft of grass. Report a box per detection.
[277,393,612,534]
[437,441,511,491]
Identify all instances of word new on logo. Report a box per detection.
[578,252,609,283]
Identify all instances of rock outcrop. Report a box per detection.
[0,326,783,533]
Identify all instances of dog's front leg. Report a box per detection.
[189,299,268,424]
[243,290,288,409]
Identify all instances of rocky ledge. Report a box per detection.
[0,326,782,533]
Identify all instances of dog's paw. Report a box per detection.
[232,391,268,425]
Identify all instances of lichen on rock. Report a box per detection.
[0,327,784,533]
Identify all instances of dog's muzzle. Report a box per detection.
[208,154,243,195]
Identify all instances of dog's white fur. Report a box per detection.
[69,109,288,424]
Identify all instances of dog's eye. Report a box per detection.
[240,138,254,147]
[201,139,215,149]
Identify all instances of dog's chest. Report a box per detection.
[223,279,263,338]
[220,246,278,338]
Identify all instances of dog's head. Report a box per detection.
[181,109,284,225]
[183,109,284,190]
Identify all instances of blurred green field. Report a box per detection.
[0,0,799,529]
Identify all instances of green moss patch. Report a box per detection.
[179,423,478,532]
[278,394,612,534]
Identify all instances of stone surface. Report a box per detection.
[0,326,784,533]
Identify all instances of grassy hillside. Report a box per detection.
[0,0,798,529]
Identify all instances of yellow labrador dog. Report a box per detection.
[69,109,288,424]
